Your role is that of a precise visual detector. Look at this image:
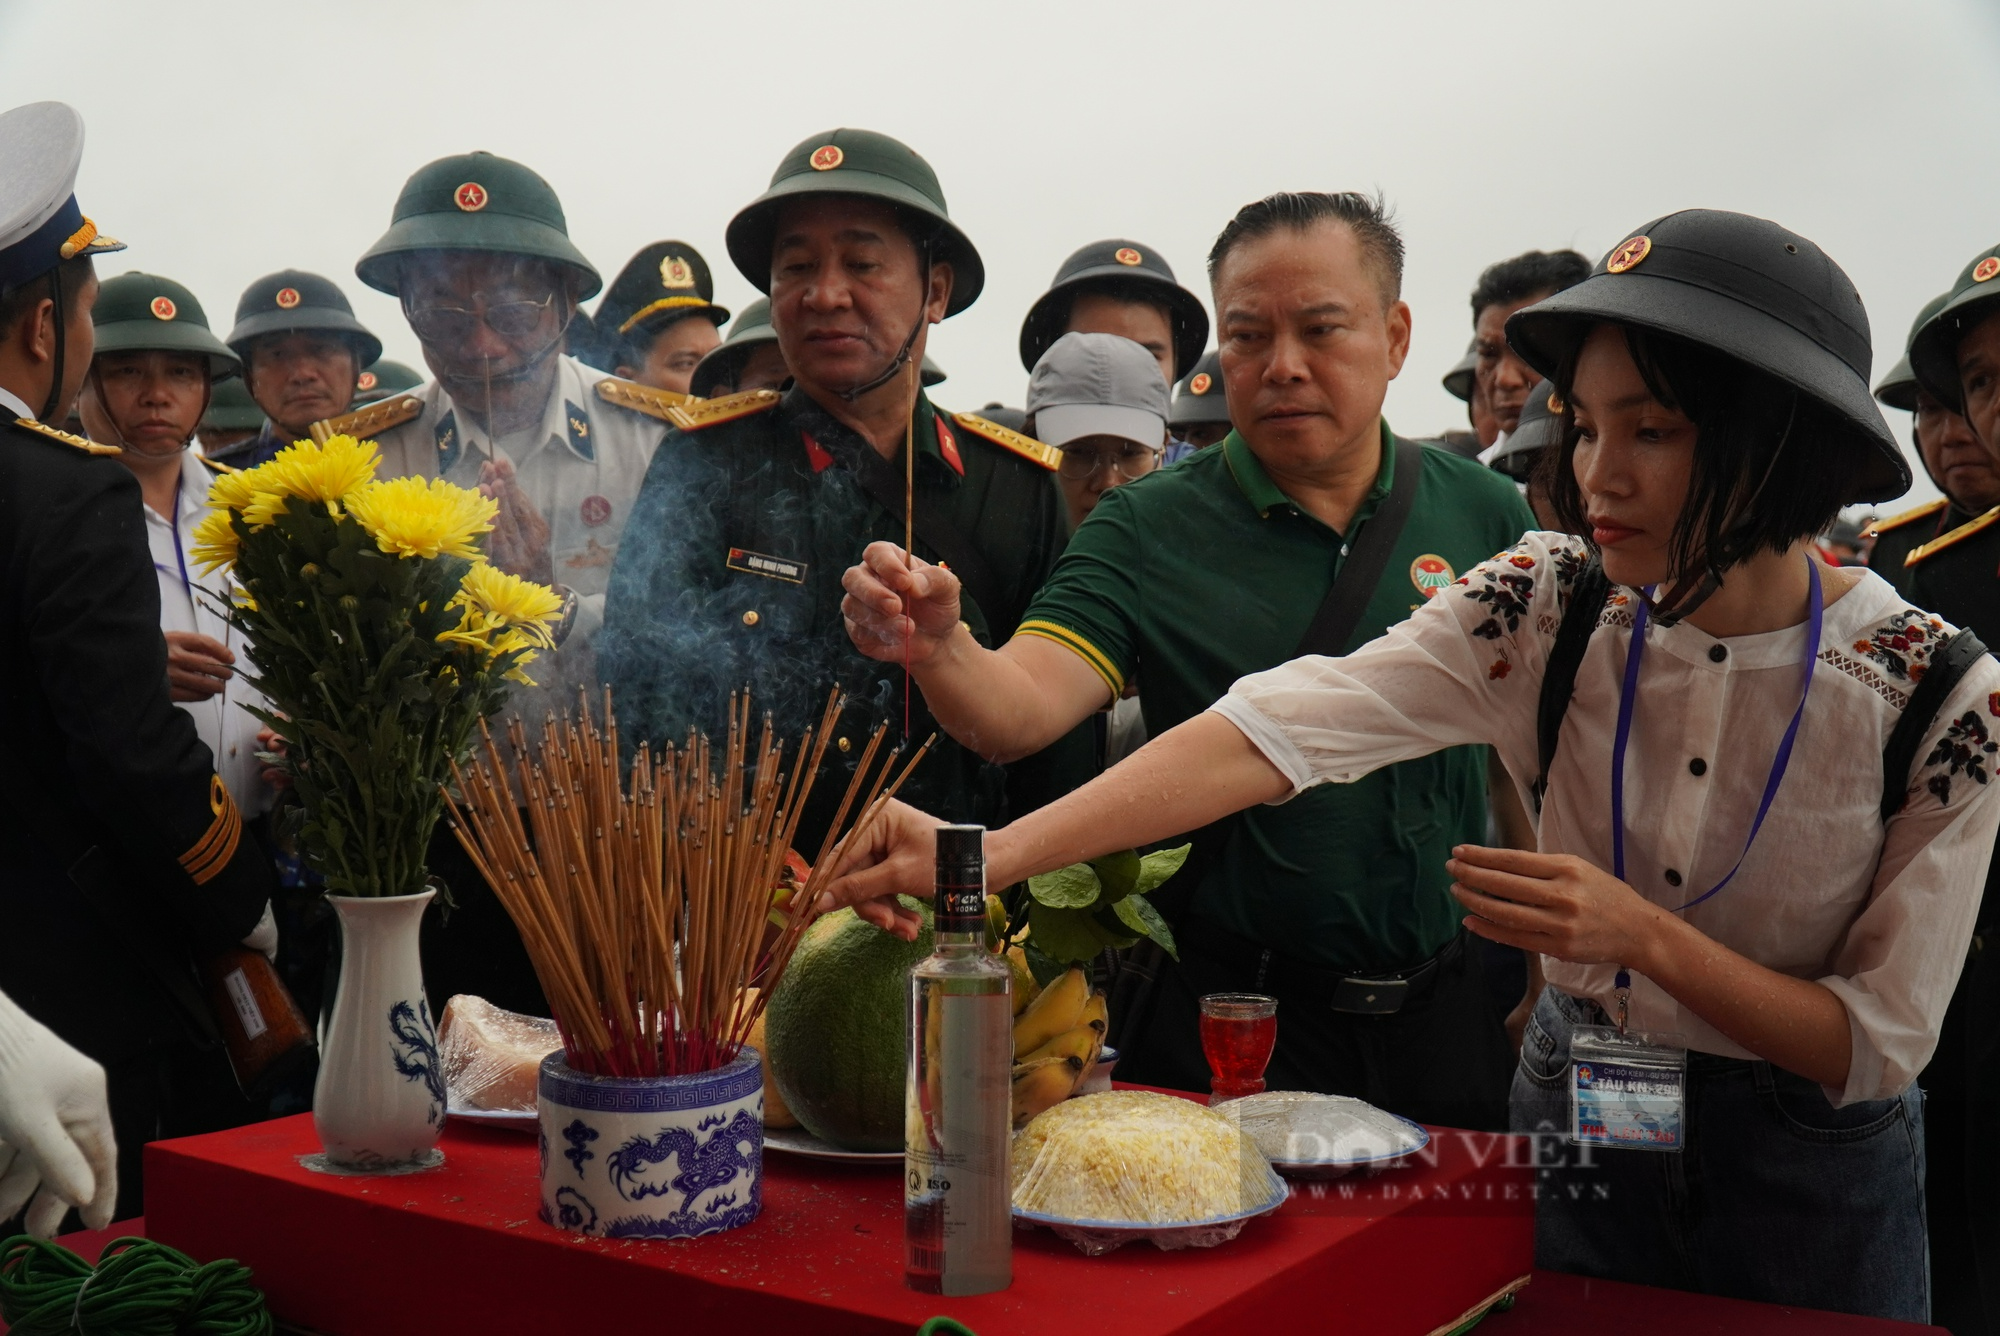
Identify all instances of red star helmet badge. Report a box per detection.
[809,145,844,171]
[1976,256,2000,284]
[1189,372,1212,395]
[275,286,301,309]
[357,371,378,392]
[1606,235,1652,275]
[150,296,177,321]
[1410,554,1456,600]
[454,181,489,212]
[1113,247,1143,266]
[580,495,612,527]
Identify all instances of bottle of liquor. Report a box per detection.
[905,824,1012,1296]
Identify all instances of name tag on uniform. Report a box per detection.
[727,548,807,584]
[1569,1025,1686,1153]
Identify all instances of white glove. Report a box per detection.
[0,988,117,1235]
[242,901,279,963]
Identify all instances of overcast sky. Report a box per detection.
[6,0,1998,509]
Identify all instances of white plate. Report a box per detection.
[760,1125,903,1164]
[446,1102,537,1131]
[1267,1113,1429,1177]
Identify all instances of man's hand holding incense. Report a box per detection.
[842,542,963,666]
[818,797,940,940]
[478,456,554,587]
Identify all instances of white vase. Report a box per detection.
[312,889,446,1172]
[537,1048,764,1239]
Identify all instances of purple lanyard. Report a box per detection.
[1610,557,1823,914]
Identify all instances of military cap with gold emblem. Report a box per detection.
[0,101,127,423]
[1909,243,2000,413]
[225,269,383,369]
[1018,238,1208,377]
[597,241,730,347]
[90,273,241,380]
[1508,209,1910,502]
[1169,349,1229,431]
[354,150,602,299]
[725,128,983,317]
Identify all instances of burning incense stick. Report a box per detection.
[444,688,932,1078]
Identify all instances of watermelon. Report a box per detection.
[764,897,932,1151]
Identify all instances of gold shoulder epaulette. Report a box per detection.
[197,454,238,474]
[11,417,119,455]
[667,388,781,432]
[308,394,423,445]
[1906,506,2000,567]
[953,412,1061,471]
[1864,497,1948,538]
[595,376,698,422]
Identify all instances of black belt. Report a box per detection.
[1187,916,1465,1017]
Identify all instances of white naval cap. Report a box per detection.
[0,101,124,293]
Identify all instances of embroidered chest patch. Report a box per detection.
[727,548,807,583]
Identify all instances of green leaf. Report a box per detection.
[1088,904,1141,950]
[1089,849,1141,904]
[1021,939,1069,988]
[1112,893,1179,960]
[1028,863,1101,909]
[1134,844,1192,896]
[1026,903,1110,965]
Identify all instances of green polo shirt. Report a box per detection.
[1017,423,1536,971]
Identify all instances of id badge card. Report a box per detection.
[1569,1025,1686,1153]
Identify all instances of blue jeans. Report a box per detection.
[1511,986,1930,1323]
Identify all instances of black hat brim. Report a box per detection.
[355,212,603,300]
[92,321,241,381]
[1873,353,1919,415]
[1909,290,2000,415]
[725,176,983,317]
[1508,274,1910,502]
[1018,266,1209,376]
[226,307,384,369]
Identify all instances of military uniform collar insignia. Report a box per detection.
[565,399,594,461]
[434,410,459,473]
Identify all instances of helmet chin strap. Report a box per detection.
[87,362,213,455]
[38,267,65,425]
[1642,392,1801,628]
[836,238,932,405]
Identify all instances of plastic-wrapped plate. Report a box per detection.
[446,1103,537,1132]
[1012,1185,1289,1256]
[1217,1091,1429,1179]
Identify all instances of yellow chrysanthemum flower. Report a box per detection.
[345,476,497,561]
[457,562,562,640]
[256,435,380,510]
[241,490,290,531]
[190,509,241,573]
[203,467,264,515]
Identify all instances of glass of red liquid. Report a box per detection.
[1199,993,1278,1105]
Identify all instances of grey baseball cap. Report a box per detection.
[1028,331,1170,448]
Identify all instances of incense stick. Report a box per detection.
[444,688,931,1078]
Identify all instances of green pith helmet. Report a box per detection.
[598,240,730,345]
[355,150,601,299]
[1876,292,1952,414]
[689,297,777,397]
[1170,350,1228,429]
[89,272,240,379]
[200,376,265,431]
[1018,238,1208,375]
[225,269,382,367]
[1442,338,1477,402]
[354,358,424,405]
[1910,244,2000,412]
[724,129,983,317]
[1492,379,1563,480]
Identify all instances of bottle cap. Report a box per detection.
[933,824,986,930]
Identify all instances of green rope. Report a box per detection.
[0,1236,271,1336]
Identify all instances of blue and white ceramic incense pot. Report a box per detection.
[537,1047,764,1239]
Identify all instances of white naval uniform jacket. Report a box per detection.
[1213,531,2000,1107]
[366,355,668,731]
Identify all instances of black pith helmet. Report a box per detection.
[226,269,383,368]
[1874,292,1951,414]
[1169,350,1229,429]
[1492,379,1563,481]
[724,129,982,317]
[1506,209,1908,502]
[1909,243,2000,414]
[1018,239,1208,376]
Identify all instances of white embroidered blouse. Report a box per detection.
[1211,531,2000,1106]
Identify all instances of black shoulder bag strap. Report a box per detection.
[1532,556,1612,813]
[1147,436,1426,924]
[1881,627,1990,822]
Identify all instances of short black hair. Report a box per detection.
[1054,276,1176,330]
[1207,192,1403,305]
[1540,323,1860,580]
[1470,250,1590,324]
[0,257,95,337]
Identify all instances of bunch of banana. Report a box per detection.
[1009,967,1109,1128]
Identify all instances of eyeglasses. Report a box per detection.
[1056,443,1162,481]
[403,292,558,343]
